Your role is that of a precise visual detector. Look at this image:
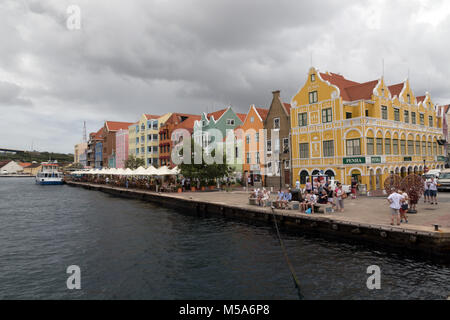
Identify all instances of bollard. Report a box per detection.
[433,224,440,231]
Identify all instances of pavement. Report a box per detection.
[174,188,450,231]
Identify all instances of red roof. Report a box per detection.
[283,103,291,115]
[236,113,247,122]
[320,72,360,100]
[416,95,426,103]
[19,162,32,168]
[255,107,269,121]
[207,108,228,121]
[94,128,103,140]
[388,83,404,98]
[344,80,379,101]
[176,115,201,131]
[0,160,11,168]
[105,121,134,131]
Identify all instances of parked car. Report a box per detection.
[437,169,450,191]
[427,169,441,178]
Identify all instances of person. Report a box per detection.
[281,189,292,209]
[387,188,402,226]
[334,182,345,212]
[351,178,359,199]
[429,177,438,205]
[260,188,270,207]
[295,179,300,190]
[399,189,409,223]
[276,190,285,208]
[247,176,252,187]
[305,178,312,194]
[423,177,430,203]
[317,189,328,204]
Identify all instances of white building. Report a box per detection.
[0,160,24,174]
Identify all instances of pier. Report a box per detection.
[67,181,450,260]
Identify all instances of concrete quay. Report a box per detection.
[67,181,450,261]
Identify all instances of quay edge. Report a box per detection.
[67,181,450,261]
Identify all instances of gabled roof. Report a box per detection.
[105,121,134,132]
[416,95,426,103]
[320,72,360,100]
[236,113,247,122]
[0,160,11,168]
[255,107,269,121]
[144,114,160,120]
[344,80,379,101]
[207,108,228,122]
[388,83,404,98]
[25,163,42,169]
[94,128,103,140]
[176,115,201,130]
[282,103,291,115]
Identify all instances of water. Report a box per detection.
[0,178,449,300]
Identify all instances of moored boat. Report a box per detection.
[35,161,64,185]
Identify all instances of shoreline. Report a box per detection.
[67,181,450,261]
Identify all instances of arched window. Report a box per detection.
[325,170,335,178]
[299,170,309,184]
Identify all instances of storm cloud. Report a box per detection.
[1,0,449,153]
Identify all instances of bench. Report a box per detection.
[249,198,258,205]
[313,203,333,214]
[288,201,300,210]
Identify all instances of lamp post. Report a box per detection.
[279,160,283,192]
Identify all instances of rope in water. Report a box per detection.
[271,207,303,299]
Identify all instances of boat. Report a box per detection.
[35,161,64,185]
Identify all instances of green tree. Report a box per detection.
[125,155,145,169]
[179,140,233,184]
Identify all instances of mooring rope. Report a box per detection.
[271,207,303,299]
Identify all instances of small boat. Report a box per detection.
[36,161,64,185]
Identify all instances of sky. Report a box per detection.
[1,0,450,153]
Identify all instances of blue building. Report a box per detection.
[95,142,103,169]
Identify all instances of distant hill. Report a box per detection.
[0,151,74,165]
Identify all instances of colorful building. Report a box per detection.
[128,113,172,167]
[95,141,103,169]
[290,67,445,191]
[159,113,201,167]
[115,129,129,169]
[193,107,246,176]
[263,91,292,189]
[235,105,269,187]
[102,121,134,168]
[87,128,103,168]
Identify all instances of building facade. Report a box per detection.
[193,107,246,176]
[128,113,172,167]
[74,142,87,164]
[115,129,129,169]
[102,121,134,168]
[290,67,445,191]
[236,105,268,187]
[87,128,103,168]
[95,142,103,169]
[263,91,292,189]
[159,113,201,167]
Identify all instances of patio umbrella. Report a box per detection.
[156,166,174,176]
[145,166,159,175]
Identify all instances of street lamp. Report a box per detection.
[279,160,283,192]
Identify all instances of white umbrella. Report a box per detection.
[145,166,159,175]
[133,166,148,176]
[170,166,181,175]
[122,168,134,176]
[156,166,174,176]
[114,168,125,175]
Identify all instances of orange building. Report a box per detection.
[235,105,269,187]
[159,113,201,167]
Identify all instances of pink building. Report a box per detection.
[115,129,129,168]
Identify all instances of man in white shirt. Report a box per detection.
[387,189,402,226]
[429,177,438,205]
[295,179,300,190]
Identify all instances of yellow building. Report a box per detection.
[128,113,172,167]
[290,67,445,191]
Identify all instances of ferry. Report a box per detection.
[35,161,64,185]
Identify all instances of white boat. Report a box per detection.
[36,161,64,185]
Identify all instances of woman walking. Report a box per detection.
[334,182,345,212]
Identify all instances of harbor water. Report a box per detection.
[0,178,449,299]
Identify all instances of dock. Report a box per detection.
[67,181,450,260]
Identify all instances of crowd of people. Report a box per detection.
[249,177,352,213]
[386,175,440,225]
